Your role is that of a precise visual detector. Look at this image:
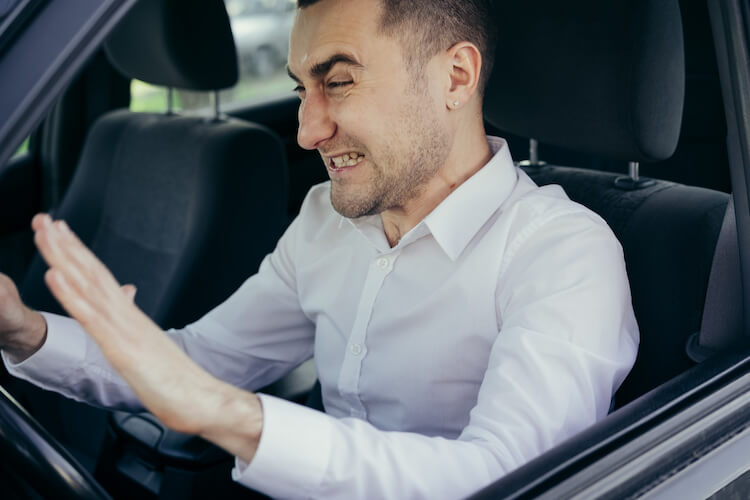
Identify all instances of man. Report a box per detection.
[0,0,639,498]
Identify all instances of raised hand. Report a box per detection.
[31,214,262,460]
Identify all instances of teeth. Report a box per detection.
[330,153,364,169]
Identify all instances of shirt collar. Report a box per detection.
[345,136,518,259]
[424,136,517,260]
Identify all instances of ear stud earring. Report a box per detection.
[453,100,460,108]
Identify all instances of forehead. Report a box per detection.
[289,0,395,76]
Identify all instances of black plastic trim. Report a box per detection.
[0,0,139,171]
[0,0,46,56]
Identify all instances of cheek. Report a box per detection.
[331,97,384,142]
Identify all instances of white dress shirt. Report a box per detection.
[5,137,639,500]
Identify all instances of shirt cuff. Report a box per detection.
[2,312,87,386]
[232,393,333,499]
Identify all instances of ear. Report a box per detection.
[444,41,482,111]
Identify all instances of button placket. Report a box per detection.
[336,252,398,415]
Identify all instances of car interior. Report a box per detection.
[0,0,747,498]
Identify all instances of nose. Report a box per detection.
[297,92,336,150]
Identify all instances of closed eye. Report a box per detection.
[328,81,353,89]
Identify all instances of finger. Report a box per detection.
[44,268,99,330]
[47,220,109,277]
[34,221,127,329]
[34,222,94,304]
[31,213,52,232]
[121,284,137,302]
[34,219,121,303]
[34,224,94,298]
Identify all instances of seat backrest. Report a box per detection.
[21,111,288,327]
[484,0,731,407]
[13,0,289,465]
[522,166,727,406]
[21,0,289,326]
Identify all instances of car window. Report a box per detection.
[130,80,172,113]
[10,135,28,158]
[129,0,296,113]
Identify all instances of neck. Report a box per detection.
[380,126,493,247]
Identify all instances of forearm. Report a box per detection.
[4,307,267,460]
[74,303,266,460]
[106,334,265,463]
[2,312,144,411]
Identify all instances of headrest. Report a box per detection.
[484,0,685,162]
[104,0,238,91]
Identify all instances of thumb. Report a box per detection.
[120,284,137,302]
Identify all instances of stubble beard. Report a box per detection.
[330,96,451,219]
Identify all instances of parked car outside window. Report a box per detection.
[226,0,294,77]
[131,0,295,113]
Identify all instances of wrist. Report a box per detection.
[199,383,264,463]
[4,309,47,363]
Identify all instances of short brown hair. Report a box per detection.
[297,0,497,95]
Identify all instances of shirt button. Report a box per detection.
[376,257,389,269]
[350,343,363,355]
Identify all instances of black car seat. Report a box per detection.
[483,0,732,407]
[10,0,289,468]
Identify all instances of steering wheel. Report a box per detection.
[0,384,111,499]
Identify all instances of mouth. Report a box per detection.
[326,152,365,173]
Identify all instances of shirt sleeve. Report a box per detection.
[2,312,143,410]
[2,215,316,410]
[232,210,639,500]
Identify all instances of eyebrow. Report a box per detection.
[287,53,364,83]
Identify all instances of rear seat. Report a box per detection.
[484,0,730,407]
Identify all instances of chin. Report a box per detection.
[330,191,381,219]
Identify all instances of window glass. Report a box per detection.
[130,80,171,113]
[11,135,29,159]
[129,0,296,113]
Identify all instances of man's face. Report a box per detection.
[288,0,451,218]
